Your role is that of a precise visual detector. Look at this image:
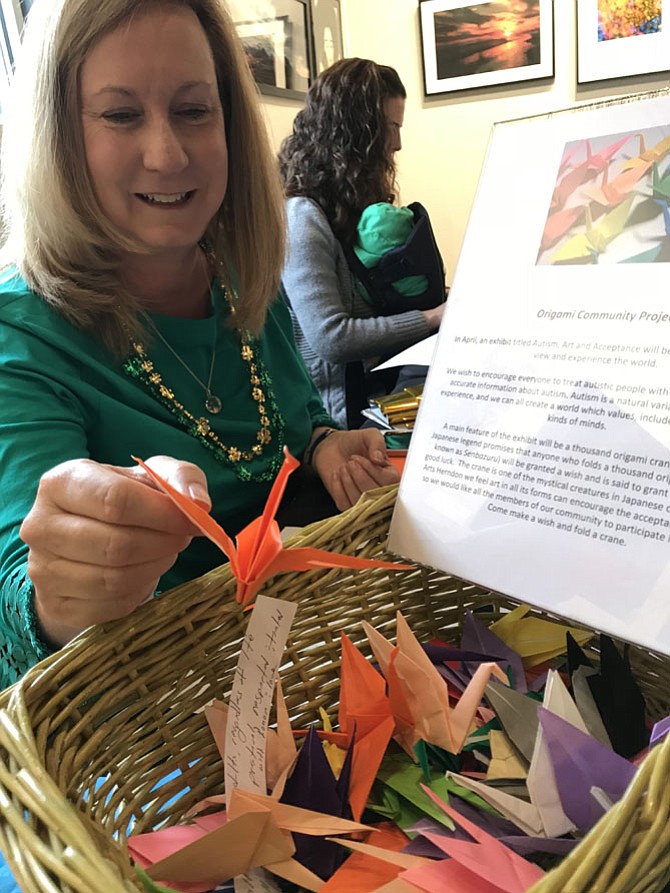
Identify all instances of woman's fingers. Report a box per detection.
[31,552,176,628]
[327,455,401,510]
[121,455,212,510]
[24,510,193,567]
[20,456,209,646]
[22,459,196,537]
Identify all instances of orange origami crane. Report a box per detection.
[205,634,396,823]
[134,448,412,606]
[337,632,396,821]
[363,612,509,756]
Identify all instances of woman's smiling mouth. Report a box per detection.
[136,191,195,205]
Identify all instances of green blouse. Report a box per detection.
[0,269,334,688]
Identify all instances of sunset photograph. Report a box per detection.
[433,0,541,78]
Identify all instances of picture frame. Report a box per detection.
[311,0,344,75]
[236,18,288,90]
[231,0,312,99]
[577,0,667,84]
[418,0,554,96]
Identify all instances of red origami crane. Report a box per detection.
[134,448,412,606]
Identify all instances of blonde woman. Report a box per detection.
[0,0,399,686]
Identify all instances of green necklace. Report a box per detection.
[122,290,285,483]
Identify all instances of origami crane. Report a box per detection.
[584,135,631,173]
[338,632,396,821]
[327,787,545,893]
[550,136,629,212]
[404,787,546,892]
[130,788,371,892]
[620,132,670,171]
[489,604,592,668]
[566,633,647,758]
[583,159,653,209]
[550,195,634,264]
[135,448,412,606]
[363,612,509,756]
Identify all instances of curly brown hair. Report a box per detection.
[278,58,406,244]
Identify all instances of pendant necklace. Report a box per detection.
[141,310,223,415]
[123,278,286,482]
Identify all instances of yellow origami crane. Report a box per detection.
[550,195,634,264]
[135,448,412,606]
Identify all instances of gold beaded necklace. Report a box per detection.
[123,283,285,482]
[141,309,223,415]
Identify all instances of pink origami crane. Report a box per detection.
[363,612,509,756]
[135,448,412,606]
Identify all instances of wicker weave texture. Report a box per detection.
[0,484,668,893]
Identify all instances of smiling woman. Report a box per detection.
[0,0,400,690]
[78,6,230,310]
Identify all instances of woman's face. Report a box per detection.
[384,96,405,156]
[79,5,228,258]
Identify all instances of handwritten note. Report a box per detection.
[224,595,297,795]
[224,595,297,893]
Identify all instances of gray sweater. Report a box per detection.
[282,196,430,427]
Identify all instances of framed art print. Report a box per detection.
[577,0,667,84]
[419,0,554,95]
[235,18,289,90]
[231,0,312,99]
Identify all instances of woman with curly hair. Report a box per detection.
[279,58,445,428]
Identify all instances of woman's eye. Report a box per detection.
[177,106,210,120]
[101,110,140,124]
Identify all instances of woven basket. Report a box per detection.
[0,484,668,893]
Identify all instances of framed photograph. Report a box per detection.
[577,0,667,84]
[236,18,288,90]
[231,0,312,99]
[311,0,344,75]
[418,0,554,96]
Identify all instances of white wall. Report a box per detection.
[261,2,670,283]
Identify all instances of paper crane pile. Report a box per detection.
[129,606,664,893]
[127,450,666,893]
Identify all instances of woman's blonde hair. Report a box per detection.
[0,0,285,353]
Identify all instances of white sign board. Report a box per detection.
[390,91,670,655]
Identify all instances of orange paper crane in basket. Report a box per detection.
[364,612,510,756]
[134,448,412,606]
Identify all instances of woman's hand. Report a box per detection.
[310,428,400,511]
[20,456,209,647]
[421,302,445,332]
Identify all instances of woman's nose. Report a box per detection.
[142,120,188,172]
